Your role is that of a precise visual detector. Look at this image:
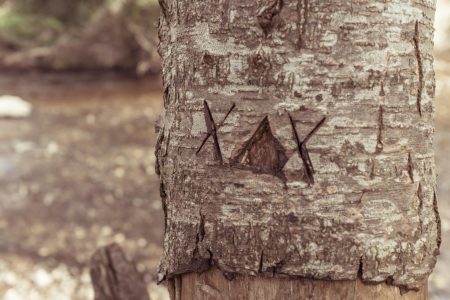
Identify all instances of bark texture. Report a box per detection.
[156,0,440,290]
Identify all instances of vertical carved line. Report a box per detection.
[413,21,423,117]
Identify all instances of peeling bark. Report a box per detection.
[156,0,440,292]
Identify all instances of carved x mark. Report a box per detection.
[289,114,326,184]
[196,101,236,164]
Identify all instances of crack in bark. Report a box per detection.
[357,257,364,279]
[417,183,423,232]
[357,191,366,205]
[257,0,284,36]
[413,21,423,117]
[376,106,384,153]
[369,159,375,179]
[289,114,326,184]
[196,101,236,164]
[160,181,168,234]
[199,212,206,242]
[433,190,442,249]
[379,81,385,96]
[158,0,169,22]
[258,251,264,272]
[297,0,308,48]
[407,152,414,182]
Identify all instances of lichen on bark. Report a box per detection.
[156,0,440,290]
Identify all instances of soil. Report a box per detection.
[0,71,168,300]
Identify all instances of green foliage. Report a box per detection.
[11,0,106,25]
[0,0,161,50]
[0,8,63,47]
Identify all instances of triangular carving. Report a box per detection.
[232,116,288,175]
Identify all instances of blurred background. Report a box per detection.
[0,0,448,299]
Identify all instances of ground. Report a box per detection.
[0,72,167,300]
[0,69,448,300]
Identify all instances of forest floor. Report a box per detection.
[0,71,167,300]
[0,69,448,300]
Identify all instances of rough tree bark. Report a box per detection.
[156,0,440,298]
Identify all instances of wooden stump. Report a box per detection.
[90,243,150,300]
[168,267,427,300]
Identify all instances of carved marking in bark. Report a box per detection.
[413,21,423,117]
[231,116,288,178]
[257,0,284,36]
[297,0,308,48]
[289,114,326,184]
[376,106,384,153]
[196,101,236,164]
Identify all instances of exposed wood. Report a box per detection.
[170,267,427,300]
[90,243,150,300]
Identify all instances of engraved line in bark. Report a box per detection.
[289,114,326,184]
[196,101,236,164]
[376,106,384,153]
[257,0,284,36]
[413,21,423,117]
[407,152,414,183]
[297,0,308,48]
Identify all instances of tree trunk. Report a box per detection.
[156,0,440,299]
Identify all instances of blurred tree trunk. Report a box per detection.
[156,0,440,299]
